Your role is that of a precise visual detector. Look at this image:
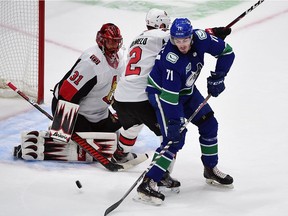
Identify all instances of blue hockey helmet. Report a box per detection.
[170,18,193,38]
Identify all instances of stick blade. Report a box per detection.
[104,200,122,216]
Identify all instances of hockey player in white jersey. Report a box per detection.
[51,23,124,132]
[111,9,177,188]
[111,9,232,189]
[14,23,145,164]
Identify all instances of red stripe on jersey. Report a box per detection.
[119,134,136,146]
[59,80,78,101]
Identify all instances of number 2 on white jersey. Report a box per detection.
[125,46,142,76]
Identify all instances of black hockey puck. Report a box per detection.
[76,180,82,189]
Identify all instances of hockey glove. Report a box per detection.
[167,119,186,144]
[205,27,232,40]
[207,76,225,97]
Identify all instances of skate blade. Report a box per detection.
[158,186,180,194]
[205,179,234,189]
[118,153,149,170]
[133,193,163,206]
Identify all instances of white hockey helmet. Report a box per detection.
[146,8,171,29]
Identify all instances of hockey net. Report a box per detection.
[0,0,45,104]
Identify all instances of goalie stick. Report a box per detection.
[6,81,127,171]
[104,94,211,216]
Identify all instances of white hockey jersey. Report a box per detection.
[54,45,125,123]
[114,28,169,102]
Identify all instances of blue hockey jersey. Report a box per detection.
[146,29,235,120]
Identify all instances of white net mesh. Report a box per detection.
[0,0,42,100]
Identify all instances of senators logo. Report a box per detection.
[103,75,117,104]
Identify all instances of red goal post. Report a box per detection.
[0,0,45,104]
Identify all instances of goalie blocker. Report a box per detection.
[50,100,79,143]
[14,130,117,162]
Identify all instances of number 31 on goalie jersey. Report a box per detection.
[125,46,142,76]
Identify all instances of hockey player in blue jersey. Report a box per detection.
[137,18,235,204]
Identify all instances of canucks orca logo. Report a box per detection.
[185,63,203,87]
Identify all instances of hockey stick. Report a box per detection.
[225,0,265,28]
[7,82,54,121]
[6,81,125,171]
[104,94,211,216]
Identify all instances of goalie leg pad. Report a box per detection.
[76,132,117,159]
[21,131,46,160]
[20,130,93,162]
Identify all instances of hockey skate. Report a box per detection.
[135,177,165,205]
[111,150,149,167]
[157,171,181,193]
[111,150,137,163]
[204,166,234,189]
[13,145,22,159]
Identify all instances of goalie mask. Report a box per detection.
[96,23,123,68]
[146,8,171,29]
